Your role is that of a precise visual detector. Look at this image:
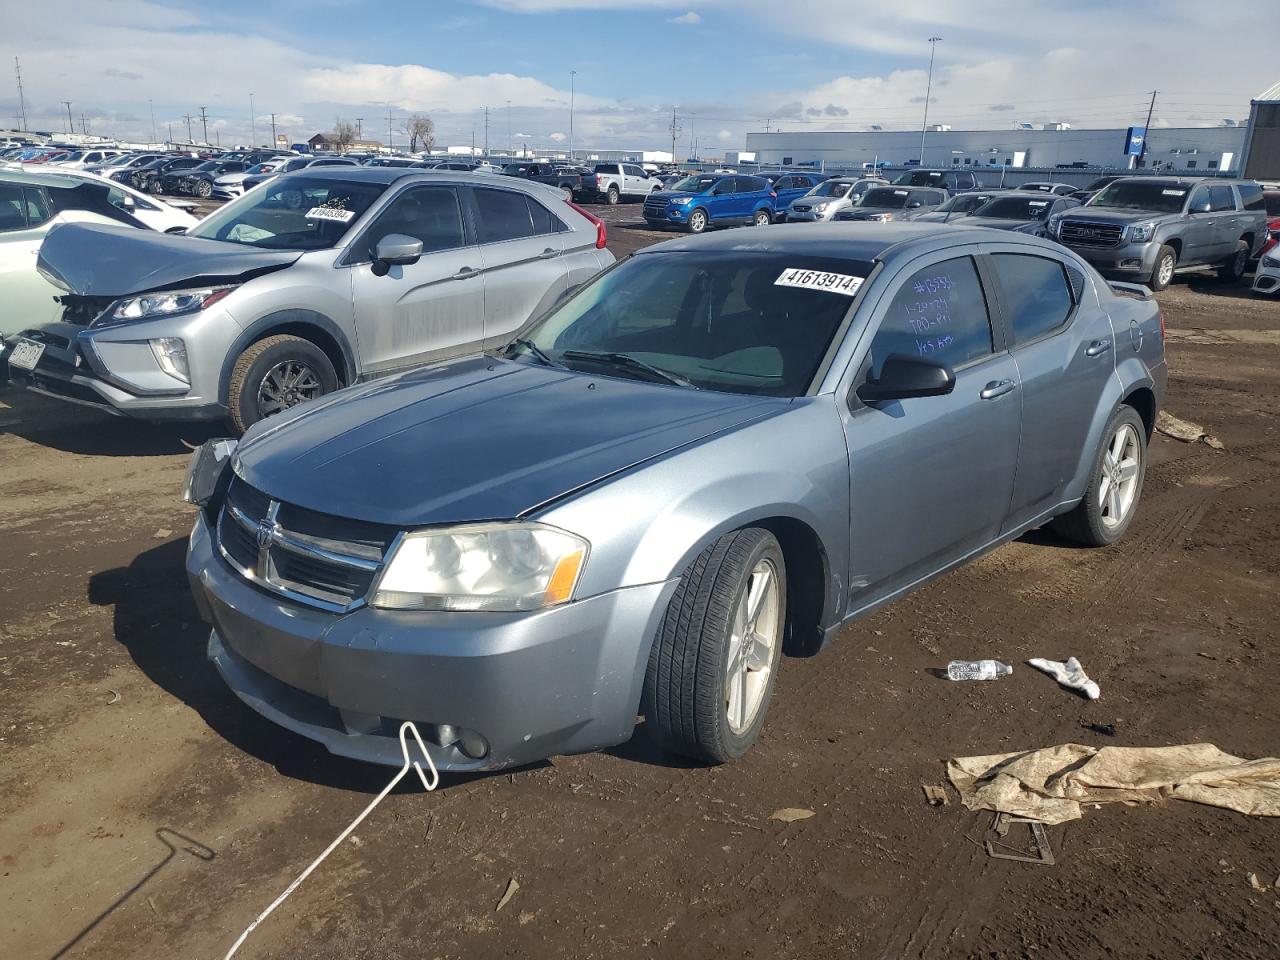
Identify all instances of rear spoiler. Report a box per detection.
[1108,280,1153,300]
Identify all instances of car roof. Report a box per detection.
[0,168,113,189]
[984,191,1066,199]
[284,166,577,194]
[633,221,1053,263]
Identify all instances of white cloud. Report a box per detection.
[669,11,701,24]
[548,131,567,142]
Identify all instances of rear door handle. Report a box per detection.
[1085,339,1112,357]
[538,247,559,260]
[980,379,1016,400]
[451,267,479,280]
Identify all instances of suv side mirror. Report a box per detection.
[856,354,956,403]
[906,200,923,209]
[371,233,423,275]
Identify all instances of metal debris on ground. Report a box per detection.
[1081,721,1117,736]
[922,784,949,807]
[496,877,520,912]
[984,813,1055,865]
[768,808,816,823]
[1155,411,1225,449]
[1028,656,1100,699]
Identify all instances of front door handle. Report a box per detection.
[451,267,479,280]
[1085,339,1112,357]
[538,247,559,260]
[980,379,1016,400]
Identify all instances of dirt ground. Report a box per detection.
[3,204,1279,960]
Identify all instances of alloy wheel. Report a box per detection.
[1099,422,1141,529]
[257,360,322,416]
[1157,254,1175,288]
[725,558,781,734]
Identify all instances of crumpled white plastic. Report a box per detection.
[1027,656,1100,699]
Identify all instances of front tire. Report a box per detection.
[227,335,338,435]
[1218,241,1249,283]
[195,178,212,198]
[1050,406,1147,546]
[1149,245,1176,291]
[642,528,787,764]
[686,208,708,234]
[753,209,772,227]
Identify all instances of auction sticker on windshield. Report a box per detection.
[775,268,864,296]
[305,206,355,223]
[1162,189,1187,197]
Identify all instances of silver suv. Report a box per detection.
[9,168,613,431]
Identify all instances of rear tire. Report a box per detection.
[686,208,708,234]
[195,179,212,198]
[607,186,620,205]
[1050,405,1147,547]
[1218,241,1249,283]
[1149,245,1176,291]
[227,335,338,435]
[642,528,787,763]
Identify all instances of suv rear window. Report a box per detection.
[1237,182,1267,213]
[862,188,912,209]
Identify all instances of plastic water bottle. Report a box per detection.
[946,659,1012,681]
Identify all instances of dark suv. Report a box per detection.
[1049,177,1268,290]
[891,168,984,194]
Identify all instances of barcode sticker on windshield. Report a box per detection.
[1162,189,1186,197]
[894,190,909,196]
[305,206,355,223]
[775,268,865,296]
[1029,200,1049,206]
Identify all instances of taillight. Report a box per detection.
[566,199,607,249]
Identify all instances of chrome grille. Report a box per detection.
[1059,220,1125,248]
[216,476,398,612]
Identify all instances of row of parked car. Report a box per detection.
[3,156,1177,774]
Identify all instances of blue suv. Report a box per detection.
[643,173,776,233]
[760,171,829,219]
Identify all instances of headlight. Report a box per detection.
[812,201,832,212]
[669,196,691,205]
[111,286,236,322]
[1047,215,1063,236]
[372,522,588,612]
[150,337,190,383]
[869,212,893,222]
[182,437,237,506]
[1129,223,1155,243]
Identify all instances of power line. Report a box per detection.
[14,58,27,132]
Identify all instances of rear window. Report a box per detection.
[989,254,1074,344]
[973,196,1055,220]
[892,171,945,187]
[519,252,872,397]
[1090,181,1189,213]
[861,188,911,209]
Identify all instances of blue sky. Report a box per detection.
[4,0,1272,154]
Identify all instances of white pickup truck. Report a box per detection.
[591,163,663,204]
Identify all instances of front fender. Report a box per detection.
[217,309,356,403]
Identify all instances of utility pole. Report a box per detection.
[919,36,942,164]
[149,98,156,144]
[669,106,681,164]
[62,100,73,134]
[249,92,256,147]
[183,113,194,142]
[198,106,209,145]
[764,118,772,134]
[270,113,277,146]
[1138,90,1157,168]
[484,106,490,157]
[569,70,577,160]
[14,58,28,132]
[80,113,88,135]
[506,100,512,155]
[167,122,173,144]
[387,106,393,152]
[355,117,363,139]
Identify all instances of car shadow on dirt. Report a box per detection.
[0,387,226,457]
[87,538,520,794]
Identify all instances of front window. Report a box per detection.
[810,181,853,198]
[859,188,911,209]
[513,252,872,397]
[972,196,1055,220]
[1090,181,1190,213]
[188,176,387,250]
[671,174,719,193]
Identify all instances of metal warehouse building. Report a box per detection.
[744,124,1248,173]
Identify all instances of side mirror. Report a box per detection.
[371,233,423,276]
[856,354,956,404]
[906,201,923,209]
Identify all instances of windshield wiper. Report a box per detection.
[499,337,564,368]
[560,350,698,389]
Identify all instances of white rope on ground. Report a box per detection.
[224,722,440,959]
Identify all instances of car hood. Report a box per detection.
[651,190,704,201]
[964,216,1043,232]
[235,356,783,527]
[36,222,302,296]
[1064,207,1170,225]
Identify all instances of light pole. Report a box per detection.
[918,36,941,165]
[250,92,256,147]
[506,99,511,155]
[569,70,576,160]
[149,98,156,144]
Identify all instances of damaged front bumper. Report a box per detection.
[186,511,679,771]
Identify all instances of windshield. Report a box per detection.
[860,188,911,209]
[1090,181,1189,213]
[972,196,1054,220]
[188,176,387,250]
[811,181,853,198]
[514,252,870,397]
[672,174,719,193]
[935,194,989,213]
[193,161,221,172]
[1084,177,1119,191]
[892,171,943,186]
